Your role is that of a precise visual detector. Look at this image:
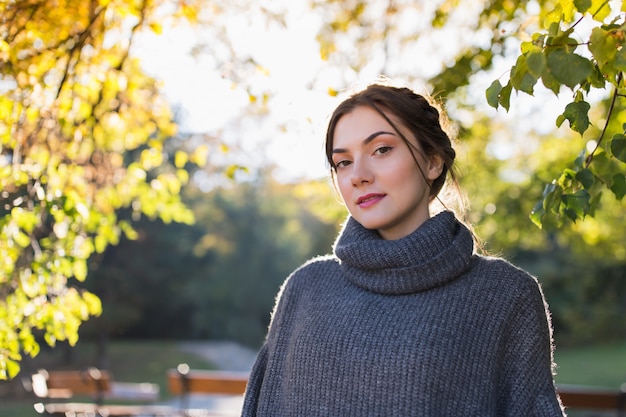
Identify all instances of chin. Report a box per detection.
[354,218,387,232]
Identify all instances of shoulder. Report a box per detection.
[273,255,340,297]
[468,254,545,301]
[472,254,538,284]
[281,255,340,291]
[268,255,341,325]
[463,255,553,333]
[296,254,340,273]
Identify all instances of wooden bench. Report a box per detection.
[167,363,249,414]
[165,368,626,415]
[558,384,626,415]
[30,367,111,403]
[29,367,171,416]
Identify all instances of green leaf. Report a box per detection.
[547,49,593,89]
[499,82,512,111]
[541,69,562,95]
[610,133,626,162]
[575,168,595,189]
[589,27,618,78]
[574,0,592,13]
[530,182,565,229]
[486,80,502,108]
[526,51,547,77]
[510,55,538,94]
[561,189,591,221]
[544,182,563,212]
[610,174,626,199]
[558,101,591,134]
[529,199,544,228]
[614,45,626,73]
[588,191,602,216]
[588,64,608,88]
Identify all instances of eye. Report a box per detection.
[334,159,352,169]
[374,146,393,156]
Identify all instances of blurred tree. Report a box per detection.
[81,168,342,348]
[182,174,341,347]
[0,0,209,379]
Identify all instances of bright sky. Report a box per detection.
[134,4,342,182]
[132,1,582,184]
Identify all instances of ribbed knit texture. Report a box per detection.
[242,211,565,416]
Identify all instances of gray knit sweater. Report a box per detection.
[242,211,565,416]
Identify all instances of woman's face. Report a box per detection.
[331,106,443,240]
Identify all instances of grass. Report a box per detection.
[1,339,624,417]
[554,340,626,387]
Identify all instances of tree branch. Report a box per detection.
[585,72,623,167]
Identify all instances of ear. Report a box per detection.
[426,155,444,181]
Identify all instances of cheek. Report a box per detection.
[381,160,418,184]
[335,173,352,202]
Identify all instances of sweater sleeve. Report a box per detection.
[241,343,268,417]
[240,268,302,417]
[498,275,566,417]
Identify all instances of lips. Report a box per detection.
[356,193,385,208]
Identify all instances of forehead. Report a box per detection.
[332,105,416,148]
[333,107,394,141]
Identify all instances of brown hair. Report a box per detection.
[325,84,463,212]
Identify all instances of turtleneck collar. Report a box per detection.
[333,211,474,295]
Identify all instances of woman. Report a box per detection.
[241,84,565,416]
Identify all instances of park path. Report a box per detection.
[168,340,260,416]
[178,340,259,372]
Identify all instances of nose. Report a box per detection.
[350,159,373,186]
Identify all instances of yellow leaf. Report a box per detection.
[590,0,612,21]
[14,232,30,248]
[256,65,270,76]
[558,0,575,22]
[82,291,102,316]
[190,145,209,167]
[174,150,188,168]
[328,87,338,97]
[179,4,198,23]
[72,259,87,281]
[95,235,108,253]
[177,168,189,184]
[149,22,162,34]
[6,359,20,379]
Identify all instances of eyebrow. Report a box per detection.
[332,130,396,154]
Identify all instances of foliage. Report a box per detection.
[484,0,626,228]
[0,0,207,379]
[457,112,626,346]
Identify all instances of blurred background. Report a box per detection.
[1,0,625,415]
